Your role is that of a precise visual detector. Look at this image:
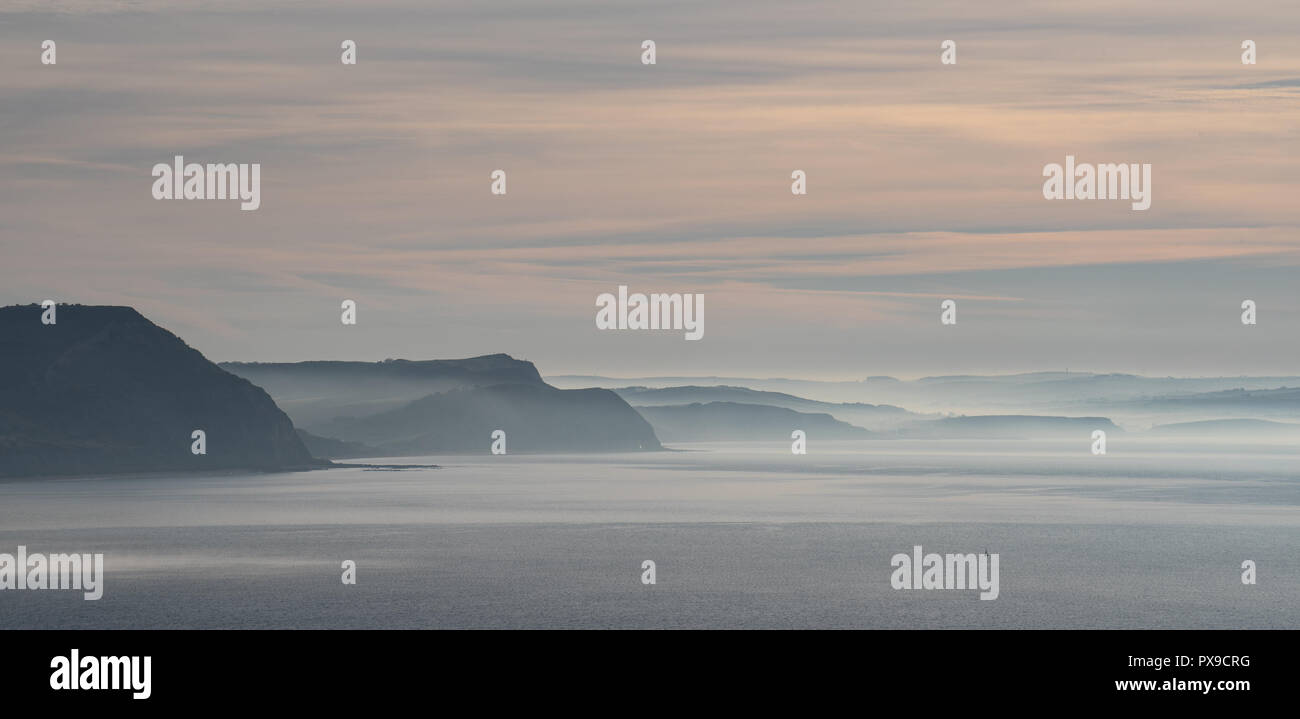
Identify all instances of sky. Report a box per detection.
[2,0,1298,379]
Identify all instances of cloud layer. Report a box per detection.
[2,1,1298,377]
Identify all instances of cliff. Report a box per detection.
[310,383,662,454]
[0,304,317,477]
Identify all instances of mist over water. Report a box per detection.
[2,440,1295,629]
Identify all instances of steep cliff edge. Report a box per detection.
[0,304,317,477]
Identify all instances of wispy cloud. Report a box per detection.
[2,0,1298,376]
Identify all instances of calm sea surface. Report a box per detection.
[1,440,1296,628]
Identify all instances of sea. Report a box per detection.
[1,440,1296,629]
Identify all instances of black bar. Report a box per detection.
[0,629,1283,707]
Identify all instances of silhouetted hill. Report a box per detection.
[295,429,385,459]
[551,372,1300,419]
[895,415,1121,439]
[222,355,546,426]
[1146,418,1300,438]
[0,304,317,477]
[1115,387,1300,417]
[614,385,916,429]
[310,383,661,454]
[636,402,870,442]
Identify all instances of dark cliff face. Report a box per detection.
[0,304,316,477]
[311,383,662,454]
